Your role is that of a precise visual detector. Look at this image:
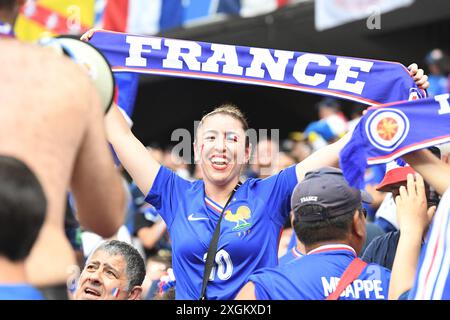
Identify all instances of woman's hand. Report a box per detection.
[80,28,103,42]
[408,63,429,90]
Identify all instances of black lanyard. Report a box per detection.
[200,181,242,300]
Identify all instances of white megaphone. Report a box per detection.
[39,36,115,114]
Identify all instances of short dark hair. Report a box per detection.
[0,156,46,261]
[93,240,146,290]
[293,204,358,245]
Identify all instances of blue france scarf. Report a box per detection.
[340,93,450,188]
[88,30,425,106]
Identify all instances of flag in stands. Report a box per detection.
[15,0,96,41]
[15,0,291,41]
[14,0,292,119]
[98,0,290,34]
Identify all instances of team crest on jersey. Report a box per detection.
[365,108,410,152]
[224,206,252,232]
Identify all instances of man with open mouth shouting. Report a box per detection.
[74,240,145,300]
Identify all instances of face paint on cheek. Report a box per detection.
[226,133,239,142]
[67,278,77,294]
[112,287,120,298]
[66,266,80,295]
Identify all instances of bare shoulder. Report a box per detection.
[235,282,257,300]
[0,39,97,115]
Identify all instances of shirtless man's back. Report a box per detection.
[0,39,125,287]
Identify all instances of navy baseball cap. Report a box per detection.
[291,167,372,222]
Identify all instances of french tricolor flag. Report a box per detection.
[97,0,289,35]
[112,287,121,298]
[94,0,289,119]
[98,0,183,34]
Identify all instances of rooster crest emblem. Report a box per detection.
[224,206,252,231]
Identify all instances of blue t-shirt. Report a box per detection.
[0,284,44,300]
[427,74,448,97]
[249,244,391,300]
[279,247,304,265]
[362,231,400,270]
[145,165,298,300]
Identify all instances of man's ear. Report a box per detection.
[127,286,143,300]
[352,211,365,238]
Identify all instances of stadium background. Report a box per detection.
[14,0,450,147]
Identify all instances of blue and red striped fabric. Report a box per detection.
[409,187,450,300]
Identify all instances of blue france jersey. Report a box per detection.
[409,188,450,300]
[249,244,391,300]
[145,165,298,300]
[286,230,297,251]
[0,284,44,300]
[279,247,304,265]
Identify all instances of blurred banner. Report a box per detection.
[100,0,183,35]
[15,0,292,41]
[15,0,96,41]
[94,0,291,35]
[315,0,414,31]
[13,0,292,118]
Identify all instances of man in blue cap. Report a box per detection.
[236,167,391,300]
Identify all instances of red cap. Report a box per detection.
[376,165,416,192]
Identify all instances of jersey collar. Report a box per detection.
[204,195,223,215]
[307,244,357,257]
[292,246,304,258]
